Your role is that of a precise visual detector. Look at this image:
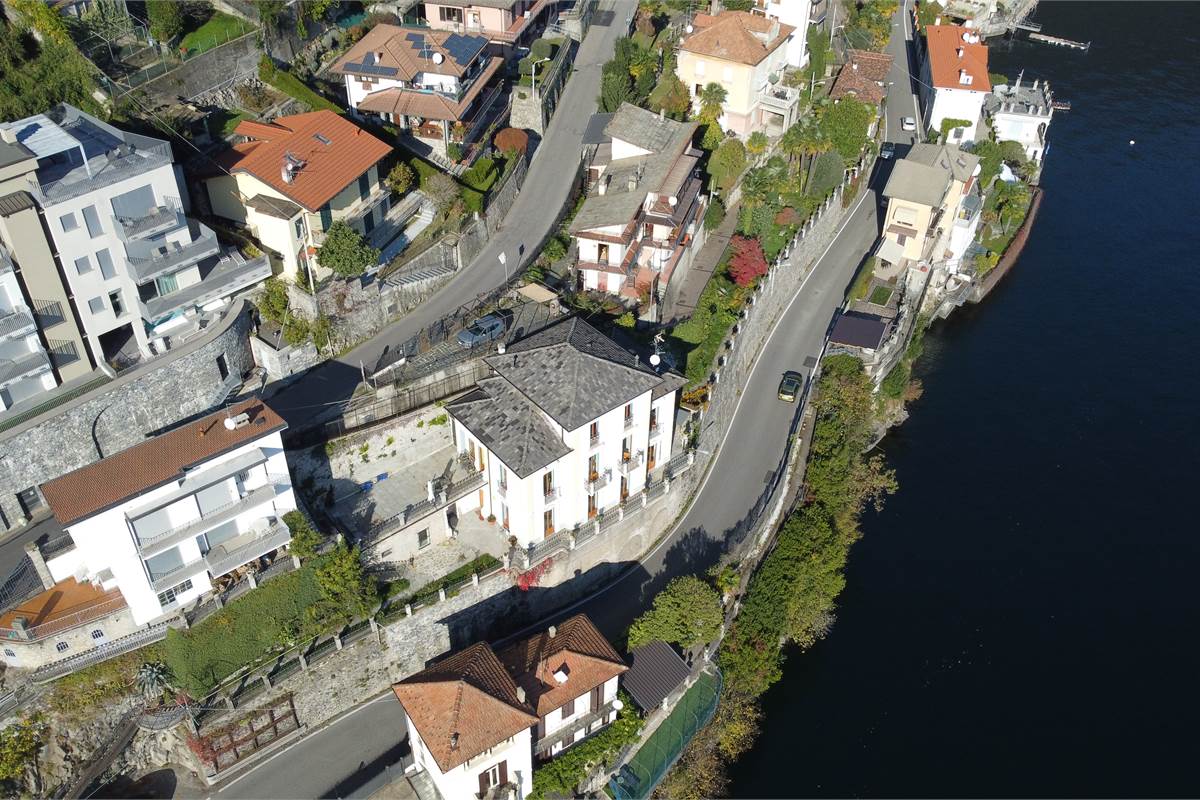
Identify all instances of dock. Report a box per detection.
[1029,32,1091,51]
[1051,100,1072,112]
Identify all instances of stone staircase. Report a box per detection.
[406,769,444,800]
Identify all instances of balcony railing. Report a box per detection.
[585,471,610,495]
[204,519,292,578]
[589,432,601,448]
[135,480,287,556]
[623,415,634,430]
[0,308,36,341]
[31,299,66,329]
[535,700,618,755]
[47,339,81,369]
[758,85,801,113]
[114,196,184,240]
[648,422,661,440]
[0,349,51,389]
[618,452,643,475]
[544,487,559,504]
[0,595,127,643]
[126,226,220,285]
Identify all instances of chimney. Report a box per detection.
[427,479,437,502]
[627,174,638,192]
[1032,78,1039,90]
[852,62,858,70]
[0,128,16,145]
[956,47,964,58]
[10,618,32,641]
[450,732,460,750]
[598,174,609,195]
[516,686,526,703]
[25,541,55,591]
[548,625,557,638]
[934,15,941,25]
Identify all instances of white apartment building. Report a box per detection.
[985,73,1055,165]
[572,104,706,315]
[755,0,813,68]
[38,399,295,627]
[919,23,992,144]
[446,317,683,548]
[393,614,626,800]
[0,243,54,410]
[0,105,269,367]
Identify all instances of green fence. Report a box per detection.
[609,668,723,800]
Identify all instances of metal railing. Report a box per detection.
[126,226,220,284]
[0,595,127,642]
[135,481,285,555]
[0,349,51,388]
[544,487,559,504]
[0,308,35,340]
[114,196,183,239]
[535,700,618,755]
[31,622,171,683]
[34,142,174,204]
[618,453,643,475]
[205,520,292,578]
[31,298,66,328]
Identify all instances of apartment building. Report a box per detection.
[333,25,506,160]
[0,106,269,373]
[206,111,392,284]
[571,104,705,315]
[393,613,626,800]
[753,0,813,67]
[675,10,801,137]
[423,0,556,47]
[446,316,683,548]
[879,142,980,268]
[919,23,992,143]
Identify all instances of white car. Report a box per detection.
[901,116,917,132]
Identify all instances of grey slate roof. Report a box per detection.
[246,194,303,220]
[582,113,614,146]
[623,640,691,712]
[830,311,890,350]
[0,139,34,170]
[883,159,950,207]
[446,377,571,479]
[569,104,697,233]
[488,317,665,433]
[907,142,980,185]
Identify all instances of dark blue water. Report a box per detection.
[730,3,1200,796]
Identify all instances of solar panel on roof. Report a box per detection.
[442,33,481,66]
[405,32,425,49]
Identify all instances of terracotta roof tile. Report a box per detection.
[40,399,287,526]
[681,10,795,66]
[334,25,489,81]
[224,111,391,212]
[356,56,503,122]
[0,578,125,633]
[925,24,991,92]
[393,643,537,772]
[830,63,886,104]
[496,614,627,717]
[846,49,894,81]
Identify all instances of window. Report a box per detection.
[87,297,104,314]
[622,437,631,461]
[562,698,575,718]
[75,255,93,275]
[417,528,430,549]
[3,649,14,658]
[60,212,78,232]
[294,217,305,239]
[439,6,463,22]
[589,421,599,443]
[157,579,193,608]
[588,454,598,480]
[695,60,705,76]
[82,205,103,237]
[587,493,597,518]
[95,248,116,279]
[358,173,370,201]
[16,486,44,517]
[56,642,69,653]
[543,509,554,536]
[216,353,229,381]
[649,408,658,430]
[501,504,509,530]
[543,471,554,497]
[155,272,179,296]
[498,467,507,491]
[319,204,332,231]
[91,629,105,641]
[108,290,124,316]
[478,761,506,795]
[694,83,703,97]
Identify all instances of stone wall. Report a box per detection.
[484,156,529,236]
[0,305,256,529]
[137,33,262,106]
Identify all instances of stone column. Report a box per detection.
[24,542,55,590]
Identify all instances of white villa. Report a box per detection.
[446,316,684,547]
[394,614,626,800]
[985,73,1055,165]
[919,23,992,144]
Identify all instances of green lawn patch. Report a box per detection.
[849,257,877,301]
[668,254,747,388]
[402,554,502,607]
[259,57,342,113]
[180,11,251,58]
[868,285,893,306]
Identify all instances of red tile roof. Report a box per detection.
[393,643,537,772]
[496,615,627,718]
[40,399,287,526]
[925,24,991,92]
[681,10,795,66]
[223,111,392,212]
[333,25,489,81]
[356,56,503,122]
[0,578,125,638]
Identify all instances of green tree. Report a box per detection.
[312,543,377,622]
[316,220,379,278]
[648,71,692,119]
[599,66,632,112]
[283,510,322,561]
[0,23,102,118]
[0,714,47,796]
[746,131,769,157]
[146,0,185,41]
[700,121,724,151]
[627,575,723,650]
[385,161,415,196]
[257,276,290,323]
[819,97,873,164]
[698,82,728,123]
[707,137,747,191]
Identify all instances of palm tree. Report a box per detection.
[134,661,173,702]
[698,82,728,123]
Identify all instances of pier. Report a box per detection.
[1029,32,1091,51]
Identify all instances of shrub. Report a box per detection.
[881,361,910,399]
[704,196,726,231]
[808,149,846,199]
[627,576,723,650]
[283,510,321,561]
[317,220,379,277]
[386,161,415,196]
[728,235,768,287]
[530,695,641,799]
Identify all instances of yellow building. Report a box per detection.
[879,143,980,266]
[205,112,392,283]
[675,11,801,137]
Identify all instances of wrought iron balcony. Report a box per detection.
[618,452,643,475]
[543,486,559,504]
[585,470,610,495]
[31,299,66,329]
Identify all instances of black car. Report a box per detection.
[880,141,896,160]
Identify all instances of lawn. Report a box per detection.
[668,253,747,388]
[208,109,250,138]
[179,11,252,58]
[259,58,343,113]
[849,256,877,300]
[868,284,893,306]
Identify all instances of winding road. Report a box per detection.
[203,3,923,797]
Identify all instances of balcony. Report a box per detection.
[31,299,66,329]
[142,252,270,323]
[496,481,508,500]
[544,486,559,505]
[47,339,81,369]
[126,225,220,285]
[648,422,661,440]
[137,480,287,558]
[623,414,634,431]
[589,432,601,449]
[0,349,51,390]
[114,196,184,240]
[0,308,36,341]
[534,700,618,756]
[618,452,643,475]
[585,471,610,496]
[205,519,292,578]
[758,84,801,115]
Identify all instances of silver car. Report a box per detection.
[901,116,917,132]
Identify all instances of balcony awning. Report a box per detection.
[875,236,907,265]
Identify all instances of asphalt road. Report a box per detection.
[265,1,633,427]
[200,5,923,797]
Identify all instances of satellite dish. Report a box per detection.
[223,416,237,431]
[650,353,662,367]
[668,196,678,207]
[685,24,694,33]
[432,52,444,65]
[613,699,624,711]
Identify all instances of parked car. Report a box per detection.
[900,116,917,132]
[457,314,507,347]
[777,371,804,403]
[880,141,896,159]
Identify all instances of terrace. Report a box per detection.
[0,578,127,643]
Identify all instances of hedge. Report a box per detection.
[403,554,502,607]
[164,566,325,696]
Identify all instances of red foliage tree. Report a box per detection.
[514,558,553,591]
[728,235,769,287]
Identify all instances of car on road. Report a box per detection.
[457,313,508,348]
[880,141,896,159]
[777,371,804,403]
[900,116,917,132]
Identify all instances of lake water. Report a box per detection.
[729,3,1200,795]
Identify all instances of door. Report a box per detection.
[544,509,554,537]
[590,684,602,712]
[620,476,628,502]
[588,494,598,519]
[647,444,657,471]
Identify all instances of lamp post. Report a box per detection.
[498,251,508,283]
[530,56,552,97]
